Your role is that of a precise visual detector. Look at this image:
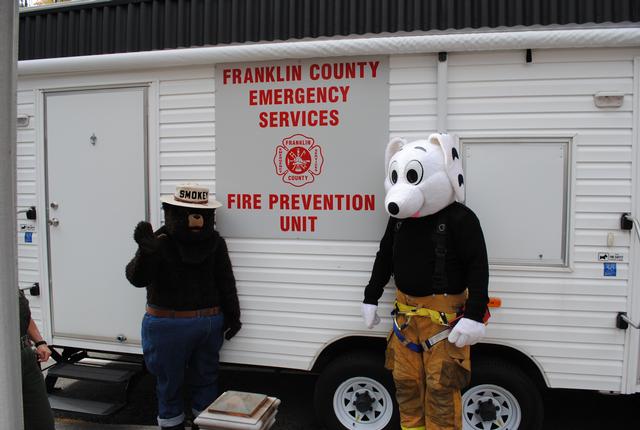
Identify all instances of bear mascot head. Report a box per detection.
[384,133,464,218]
[160,184,222,263]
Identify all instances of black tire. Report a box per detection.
[463,357,544,430]
[314,352,400,430]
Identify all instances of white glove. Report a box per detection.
[448,318,486,347]
[361,303,381,329]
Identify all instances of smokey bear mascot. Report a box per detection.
[362,133,489,430]
[126,183,241,430]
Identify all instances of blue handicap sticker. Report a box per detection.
[24,232,32,243]
[604,263,617,277]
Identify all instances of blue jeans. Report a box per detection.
[141,312,224,427]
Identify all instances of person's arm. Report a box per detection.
[27,319,51,362]
[215,237,242,340]
[363,217,396,306]
[447,208,490,347]
[126,249,158,288]
[456,210,490,322]
[125,221,162,288]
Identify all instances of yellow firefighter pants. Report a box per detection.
[385,291,471,430]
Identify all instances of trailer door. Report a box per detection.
[45,87,147,350]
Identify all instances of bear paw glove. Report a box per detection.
[224,321,242,340]
[361,303,381,329]
[448,318,486,348]
[133,221,159,254]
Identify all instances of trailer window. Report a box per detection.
[461,137,570,267]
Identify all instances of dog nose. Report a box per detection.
[387,202,399,215]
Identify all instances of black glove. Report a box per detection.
[133,221,159,254]
[224,320,242,340]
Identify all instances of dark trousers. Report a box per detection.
[21,345,55,430]
[141,312,225,428]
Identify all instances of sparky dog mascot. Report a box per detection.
[362,134,489,430]
[126,184,241,430]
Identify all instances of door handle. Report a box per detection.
[48,218,59,226]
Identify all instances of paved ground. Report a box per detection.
[53,365,319,430]
[52,366,640,430]
[56,421,156,430]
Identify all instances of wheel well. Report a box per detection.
[311,335,386,373]
[472,343,548,390]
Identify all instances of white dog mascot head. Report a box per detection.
[384,133,465,218]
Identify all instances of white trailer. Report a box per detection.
[16,24,640,430]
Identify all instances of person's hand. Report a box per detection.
[224,321,242,340]
[35,344,51,362]
[133,221,159,254]
[448,318,486,347]
[361,303,381,329]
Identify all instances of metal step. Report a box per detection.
[48,394,125,416]
[47,362,138,384]
[87,351,145,364]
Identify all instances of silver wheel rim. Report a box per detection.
[462,384,522,430]
[332,376,394,430]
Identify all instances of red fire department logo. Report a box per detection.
[274,134,324,187]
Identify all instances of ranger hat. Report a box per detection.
[161,183,222,209]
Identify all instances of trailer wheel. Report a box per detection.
[315,352,399,430]
[462,358,543,430]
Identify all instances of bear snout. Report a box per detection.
[188,214,204,229]
[384,185,424,219]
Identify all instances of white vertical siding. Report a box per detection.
[158,76,216,198]
[15,89,45,333]
[448,47,640,391]
[223,238,392,368]
[389,54,438,139]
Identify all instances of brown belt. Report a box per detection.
[145,305,221,318]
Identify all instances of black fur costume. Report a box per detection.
[126,203,241,339]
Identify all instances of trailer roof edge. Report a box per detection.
[18,25,640,77]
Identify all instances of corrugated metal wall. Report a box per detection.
[19,0,640,60]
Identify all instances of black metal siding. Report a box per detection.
[19,0,640,60]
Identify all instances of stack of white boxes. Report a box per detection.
[194,391,280,430]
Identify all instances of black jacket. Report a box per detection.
[364,202,489,322]
[125,226,241,326]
